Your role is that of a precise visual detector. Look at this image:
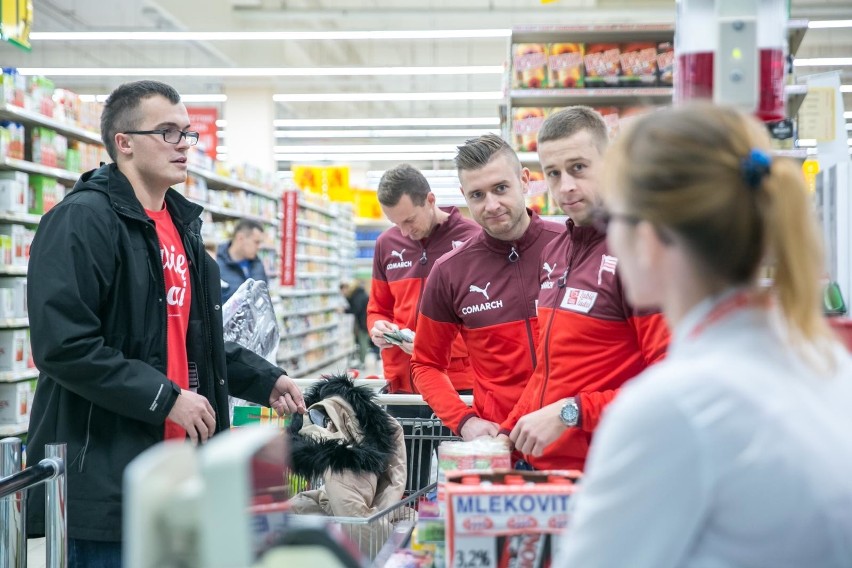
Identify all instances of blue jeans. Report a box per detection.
[69,538,122,568]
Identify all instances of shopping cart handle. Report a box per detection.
[376,394,473,406]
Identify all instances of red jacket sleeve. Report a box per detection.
[631,312,670,366]
[410,314,475,434]
[577,313,669,432]
[366,277,394,331]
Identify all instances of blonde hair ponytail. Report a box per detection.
[607,102,837,366]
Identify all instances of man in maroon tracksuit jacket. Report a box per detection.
[503,106,670,471]
[411,134,564,440]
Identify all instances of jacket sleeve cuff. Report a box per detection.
[498,427,512,437]
[456,412,478,436]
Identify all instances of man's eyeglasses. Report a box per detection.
[590,207,642,234]
[122,128,199,146]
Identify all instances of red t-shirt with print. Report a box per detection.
[147,206,192,440]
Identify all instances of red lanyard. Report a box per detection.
[687,290,770,340]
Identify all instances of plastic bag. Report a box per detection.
[222,278,279,364]
[222,279,280,419]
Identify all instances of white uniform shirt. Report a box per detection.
[556,290,852,568]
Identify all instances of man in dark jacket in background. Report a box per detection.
[217,219,269,303]
[342,280,370,366]
[25,80,305,568]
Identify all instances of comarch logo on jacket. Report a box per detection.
[386,248,413,270]
[462,281,504,315]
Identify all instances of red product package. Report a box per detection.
[583,43,621,88]
[619,42,659,87]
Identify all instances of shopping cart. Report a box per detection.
[285,387,466,562]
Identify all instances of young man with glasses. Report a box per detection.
[25,80,305,567]
[500,106,669,471]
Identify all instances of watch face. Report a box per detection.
[561,401,579,426]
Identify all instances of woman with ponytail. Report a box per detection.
[557,102,852,567]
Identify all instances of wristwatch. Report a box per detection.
[559,397,580,428]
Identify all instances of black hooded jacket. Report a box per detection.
[25,163,286,541]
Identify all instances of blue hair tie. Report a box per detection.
[741,149,772,190]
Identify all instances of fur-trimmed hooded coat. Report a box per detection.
[287,375,407,519]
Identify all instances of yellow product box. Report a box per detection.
[548,43,585,89]
[512,44,548,89]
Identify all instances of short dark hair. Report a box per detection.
[377,164,431,207]
[233,219,264,237]
[538,106,608,153]
[100,80,182,162]
[455,133,520,173]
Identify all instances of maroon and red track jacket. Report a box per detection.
[367,207,481,393]
[501,220,670,471]
[410,211,564,433]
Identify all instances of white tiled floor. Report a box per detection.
[27,537,46,568]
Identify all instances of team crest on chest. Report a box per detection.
[561,287,598,313]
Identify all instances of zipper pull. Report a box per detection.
[508,246,519,263]
[419,249,428,265]
[557,268,569,288]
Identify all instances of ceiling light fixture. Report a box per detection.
[273,144,458,153]
[793,58,852,67]
[29,29,512,41]
[79,94,227,103]
[16,66,502,77]
[275,152,457,162]
[273,91,503,102]
[273,128,499,138]
[807,20,852,29]
[273,117,500,127]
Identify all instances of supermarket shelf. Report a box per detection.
[356,240,377,246]
[297,198,334,216]
[511,23,674,44]
[298,236,334,247]
[0,421,28,438]
[355,258,374,265]
[354,217,390,227]
[205,239,277,253]
[773,148,810,160]
[279,305,340,319]
[296,254,339,263]
[295,271,338,279]
[0,368,39,383]
[0,211,42,225]
[510,87,673,107]
[788,19,808,58]
[188,198,274,226]
[0,265,27,276]
[0,317,28,328]
[279,287,338,297]
[187,165,279,201]
[0,102,103,145]
[297,218,334,232]
[786,84,808,117]
[0,157,79,186]
[282,320,340,338]
[278,337,342,361]
[288,349,352,379]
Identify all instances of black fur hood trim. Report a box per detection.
[288,374,397,478]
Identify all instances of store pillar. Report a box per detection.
[223,86,276,172]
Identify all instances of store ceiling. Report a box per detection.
[2,0,851,177]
